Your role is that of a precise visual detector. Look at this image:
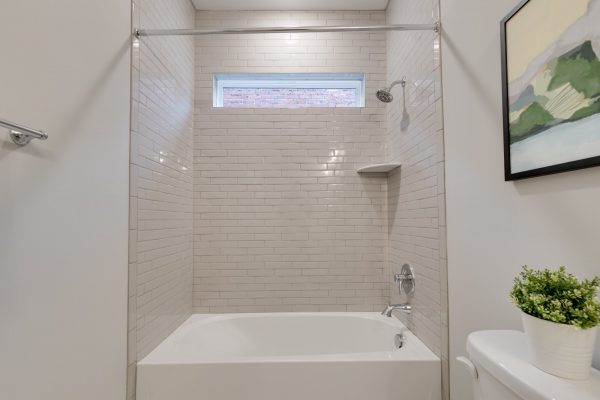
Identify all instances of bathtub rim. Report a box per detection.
[138,312,440,366]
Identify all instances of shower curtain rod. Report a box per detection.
[135,23,439,37]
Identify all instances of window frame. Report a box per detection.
[213,73,365,108]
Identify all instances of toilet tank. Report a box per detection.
[470,363,525,400]
[465,330,600,400]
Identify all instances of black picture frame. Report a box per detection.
[501,0,600,181]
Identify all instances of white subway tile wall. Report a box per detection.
[386,0,448,398]
[128,0,195,399]
[193,10,390,313]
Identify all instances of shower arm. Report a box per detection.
[386,78,407,92]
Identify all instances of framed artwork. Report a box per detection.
[501,0,600,180]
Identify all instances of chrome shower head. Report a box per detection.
[375,78,407,103]
[376,89,394,103]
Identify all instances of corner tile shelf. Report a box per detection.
[356,163,402,174]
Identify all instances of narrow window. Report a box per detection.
[213,73,365,108]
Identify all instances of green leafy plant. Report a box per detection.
[510,266,600,329]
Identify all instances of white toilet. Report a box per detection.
[461,330,600,400]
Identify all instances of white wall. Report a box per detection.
[441,1,600,399]
[0,1,131,400]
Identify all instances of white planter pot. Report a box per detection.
[521,312,598,380]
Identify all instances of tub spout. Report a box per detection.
[381,303,412,317]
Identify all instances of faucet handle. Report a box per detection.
[393,273,412,283]
[394,264,416,296]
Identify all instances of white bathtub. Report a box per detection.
[137,313,441,400]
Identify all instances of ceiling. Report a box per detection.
[192,0,390,11]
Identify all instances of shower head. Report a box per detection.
[375,78,407,103]
[376,89,394,103]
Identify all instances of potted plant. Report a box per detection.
[510,266,600,380]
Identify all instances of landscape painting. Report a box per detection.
[501,0,600,180]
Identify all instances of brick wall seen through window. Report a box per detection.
[214,73,365,108]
